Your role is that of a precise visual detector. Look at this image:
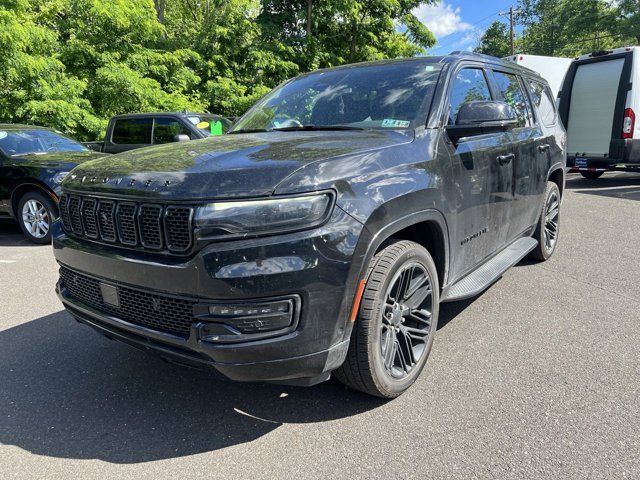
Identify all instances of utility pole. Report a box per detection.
[307,0,312,37]
[500,5,521,55]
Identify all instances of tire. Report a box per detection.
[580,170,604,179]
[17,190,56,244]
[529,182,560,261]
[334,240,439,398]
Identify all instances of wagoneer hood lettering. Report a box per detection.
[63,130,413,200]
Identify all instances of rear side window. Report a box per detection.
[112,118,152,144]
[448,68,492,125]
[153,117,191,144]
[491,71,532,127]
[528,81,557,126]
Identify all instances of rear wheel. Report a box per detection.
[530,182,560,261]
[17,191,56,244]
[335,240,439,398]
[580,170,604,179]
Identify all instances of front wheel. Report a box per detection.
[335,240,439,398]
[530,182,560,261]
[17,191,56,244]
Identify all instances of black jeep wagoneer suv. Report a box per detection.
[54,53,566,398]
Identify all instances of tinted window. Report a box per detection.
[492,71,532,127]
[153,117,191,144]
[0,129,87,157]
[448,68,491,125]
[232,61,443,131]
[528,80,557,126]
[112,118,152,144]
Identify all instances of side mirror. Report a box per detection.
[174,134,191,142]
[446,100,518,141]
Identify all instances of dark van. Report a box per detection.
[53,53,566,398]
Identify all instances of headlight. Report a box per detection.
[53,172,70,184]
[195,192,334,240]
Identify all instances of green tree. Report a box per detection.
[0,0,440,139]
[475,21,512,58]
[258,1,437,70]
[517,0,623,57]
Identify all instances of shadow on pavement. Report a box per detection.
[0,220,36,247]
[565,172,640,201]
[0,308,435,463]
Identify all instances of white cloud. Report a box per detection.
[413,2,472,39]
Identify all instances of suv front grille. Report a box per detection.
[59,266,196,337]
[59,194,193,254]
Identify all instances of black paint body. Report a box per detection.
[53,53,566,384]
[0,124,106,219]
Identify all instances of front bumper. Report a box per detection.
[52,207,365,384]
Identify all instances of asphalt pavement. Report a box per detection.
[1,172,639,479]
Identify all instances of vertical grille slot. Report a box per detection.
[58,195,193,254]
[97,200,116,242]
[81,198,98,239]
[138,204,163,249]
[116,202,138,246]
[68,196,83,235]
[59,194,72,231]
[164,206,193,252]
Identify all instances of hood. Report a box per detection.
[62,130,413,200]
[12,150,107,169]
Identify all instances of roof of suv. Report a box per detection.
[294,52,548,84]
[0,124,53,131]
[109,112,226,119]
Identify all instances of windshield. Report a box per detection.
[186,115,232,136]
[231,61,443,132]
[0,129,87,157]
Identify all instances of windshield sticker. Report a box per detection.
[382,119,410,128]
[210,120,223,136]
[196,121,210,129]
[0,131,7,140]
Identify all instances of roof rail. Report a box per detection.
[449,51,501,62]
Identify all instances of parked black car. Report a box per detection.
[85,112,233,154]
[0,124,107,243]
[53,53,566,398]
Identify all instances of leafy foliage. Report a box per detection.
[475,0,638,59]
[0,0,437,140]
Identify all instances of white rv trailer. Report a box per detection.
[505,54,572,98]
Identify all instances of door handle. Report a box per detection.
[496,153,515,165]
[538,144,550,153]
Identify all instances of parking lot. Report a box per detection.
[1,172,639,479]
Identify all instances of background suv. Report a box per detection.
[0,124,106,243]
[53,53,566,398]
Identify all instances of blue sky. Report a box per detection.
[414,0,518,55]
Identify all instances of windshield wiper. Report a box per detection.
[271,124,364,132]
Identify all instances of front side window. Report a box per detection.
[232,61,443,132]
[528,81,557,126]
[112,118,152,144]
[492,71,532,127]
[448,68,492,125]
[0,129,87,157]
[153,118,191,144]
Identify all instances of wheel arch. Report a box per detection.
[547,165,565,198]
[339,207,451,343]
[10,181,59,218]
